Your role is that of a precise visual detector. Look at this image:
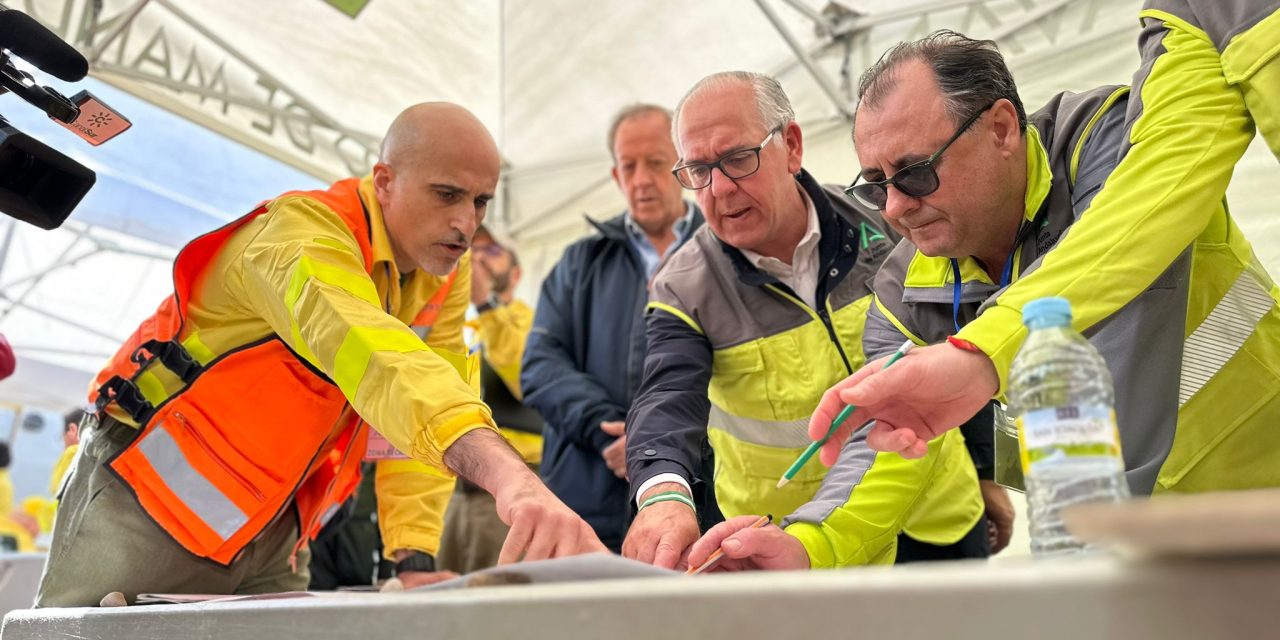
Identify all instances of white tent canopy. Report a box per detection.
[4,0,1279,412]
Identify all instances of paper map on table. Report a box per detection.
[412,552,678,591]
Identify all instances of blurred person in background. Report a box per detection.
[437,226,544,573]
[522,104,705,551]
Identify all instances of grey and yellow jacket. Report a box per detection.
[626,170,985,567]
[868,84,1280,495]
[947,0,1279,401]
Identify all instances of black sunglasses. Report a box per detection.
[845,102,996,210]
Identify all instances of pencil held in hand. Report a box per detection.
[685,514,772,575]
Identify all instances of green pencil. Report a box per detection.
[776,340,915,489]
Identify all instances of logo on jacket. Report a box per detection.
[860,223,886,249]
[859,222,891,262]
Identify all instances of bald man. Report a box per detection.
[37,103,604,607]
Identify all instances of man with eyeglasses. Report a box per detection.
[623,71,987,571]
[772,27,1280,561]
[522,104,704,552]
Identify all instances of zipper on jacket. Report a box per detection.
[763,284,854,375]
[289,410,365,572]
[816,305,853,374]
[172,411,266,503]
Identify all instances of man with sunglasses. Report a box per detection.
[623,71,987,571]
[808,4,1280,476]
[793,28,1280,528]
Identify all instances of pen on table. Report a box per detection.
[685,514,772,576]
[776,339,915,489]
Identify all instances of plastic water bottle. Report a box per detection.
[1007,297,1130,555]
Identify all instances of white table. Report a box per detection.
[3,554,1278,640]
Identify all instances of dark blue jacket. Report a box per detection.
[522,207,703,548]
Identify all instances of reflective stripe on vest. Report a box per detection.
[708,404,812,449]
[97,177,453,565]
[135,423,250,541]
[1179,270,1275,405]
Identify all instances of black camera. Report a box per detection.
[0,4,130,230]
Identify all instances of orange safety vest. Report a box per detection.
[90,178,454,566]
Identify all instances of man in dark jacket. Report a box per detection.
[522,104,703,550]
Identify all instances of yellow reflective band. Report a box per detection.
[647,301,704,334]
[135,370,169,407]
[905,253,992,288]
[332,326,430,399]
[181,332,216,366]
[1070,87,1131,185]
[428,345,470,380]
[314,236,355,254]
[873,295,926,346]
[285,255,380,313]
[285,254,381,370]
[1022,126,1052,224]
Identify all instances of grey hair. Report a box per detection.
[672,71,795,146]
[606,104,672,161]
[854,30,1026,139]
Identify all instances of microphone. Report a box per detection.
[0,9,88,82]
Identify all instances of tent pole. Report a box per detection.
[753,0,854,119]
[0,219,15,284]
[85,0,153,65]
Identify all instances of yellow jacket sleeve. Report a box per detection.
[238,196,498,471]
[374,253,474,557]
[475,300,534,398]
[958,8,1263,393]
[781,430,982,567]
[375,459,456,558]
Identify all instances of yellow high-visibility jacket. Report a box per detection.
[956,1,1280,395]
[105,175,488,557]
[470,300,542,464]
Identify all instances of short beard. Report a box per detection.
[490,270,512,294]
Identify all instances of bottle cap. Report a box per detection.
[1023,296,1072,328]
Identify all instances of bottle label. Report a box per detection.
[1015,404,1123,474]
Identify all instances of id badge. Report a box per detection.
[364,430,410,461]
[993,403,1026,493]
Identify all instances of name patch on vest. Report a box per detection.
[364,431,411,460]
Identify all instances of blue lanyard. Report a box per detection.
[950,250,1016,333]
[950,208,1049,332]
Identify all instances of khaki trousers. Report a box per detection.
[435,479,511,574]
[36,416,310,607]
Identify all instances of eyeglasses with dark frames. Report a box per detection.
[672,128,781,190]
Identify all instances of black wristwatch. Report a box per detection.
[475,294,503,314]
[394,551,436,574]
